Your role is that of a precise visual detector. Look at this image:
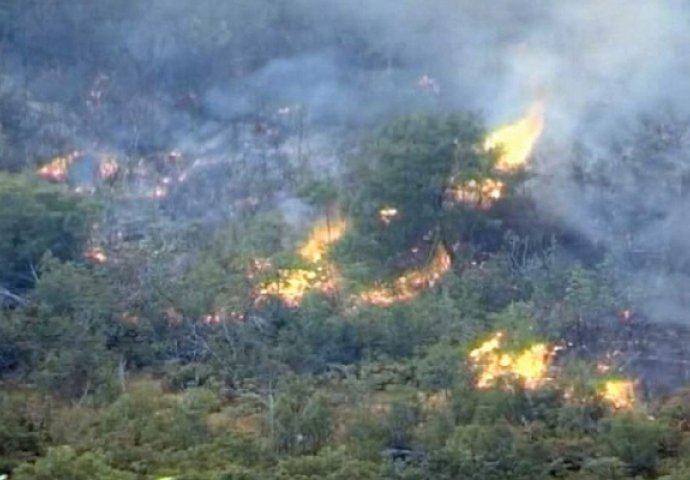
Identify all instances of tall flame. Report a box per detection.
[359,244,451,306]
[298,216,348,263]
[599,379,636,410]
[469,332,554,390]
[256,215,347,306]
[485,102,545,172]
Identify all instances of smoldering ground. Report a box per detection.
[4,0,690,319]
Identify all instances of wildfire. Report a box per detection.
[84,246,108,264]
[38,150,119,185]
[359,244,451,306]
[485,101,545,172]
[149,185,169,199]
[298,216,348,263]
[37,151,82,182]
[255,215,347,306]
[449,178,505,209]
[599,379,636,410]
[379,207,399,225]
[98,156,119,180]
[469,332,554,390]
[257,267,339,307]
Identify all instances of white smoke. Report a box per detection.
[6,0,690,319]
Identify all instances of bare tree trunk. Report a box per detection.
[117,357,127,392]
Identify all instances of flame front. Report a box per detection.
[256,215,347,306]
[485,102,544,172]
[37,151,82,182]
[298,216,348,263]
[359,244,451,306]
[469,332,554,390]
[257,267,339,307]
[599,380,636,410]
[449,178,505,209]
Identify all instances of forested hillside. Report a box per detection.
[4,1,690,479]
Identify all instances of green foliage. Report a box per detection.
[0,173,98,290]
[336,112,498,277]
[415,342,461,393]
[271,379,334,455]
[0,106,687,480]
[602,413,668,476]
[0,394,43,473]
[274,448,380,480]
[430,423,544,480]
[298,178,340,208]
[12,446,134,480]
[19,259,119,400]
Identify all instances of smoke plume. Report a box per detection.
[3,0,690,319]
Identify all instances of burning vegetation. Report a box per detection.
[255,215,347,307]
[485,101,545,172]
[449,178,505,209]
[468,332,639,411]
[469,332,555,390]
[378,207,399,225]
[84,246,108,264]
[599,379,637,410]
[358,244,452,306]
[36,151,83,182]
[447,102,543,210]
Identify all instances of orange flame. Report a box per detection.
[298,216,348,263]
[255,215,347,306]
[84,246,108,264]
[359,244,451,306]
[599,379,636,410]
[379,207,399,225]
[257,267,339,307]
[469,332,554,390]
[37,151,82,182]
[485,102,544,172]
[449,178,505,209]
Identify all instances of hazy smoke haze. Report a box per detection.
[5,0,690,319]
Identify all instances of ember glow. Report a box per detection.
[450,178,505,209]
[98,156,119,180]
[599,379,636,410]
[257,267,339,307]
[84,246,108,264]
[379,207,399,225]
[37,151,82,182]
[149,185,169,199]
[359,244,451,306]
[256,215,347,306]
[469,332,554,390]
[485,101,545,172]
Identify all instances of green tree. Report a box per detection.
[270,379,333,455]
[430,423,543,480]
[12,446,134,480]
[274,447,380,480]
[602,413,667,477]
[335,113,501,279]
[0,173,98,291]
[22,258,118,401]
[415,341,461,394]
